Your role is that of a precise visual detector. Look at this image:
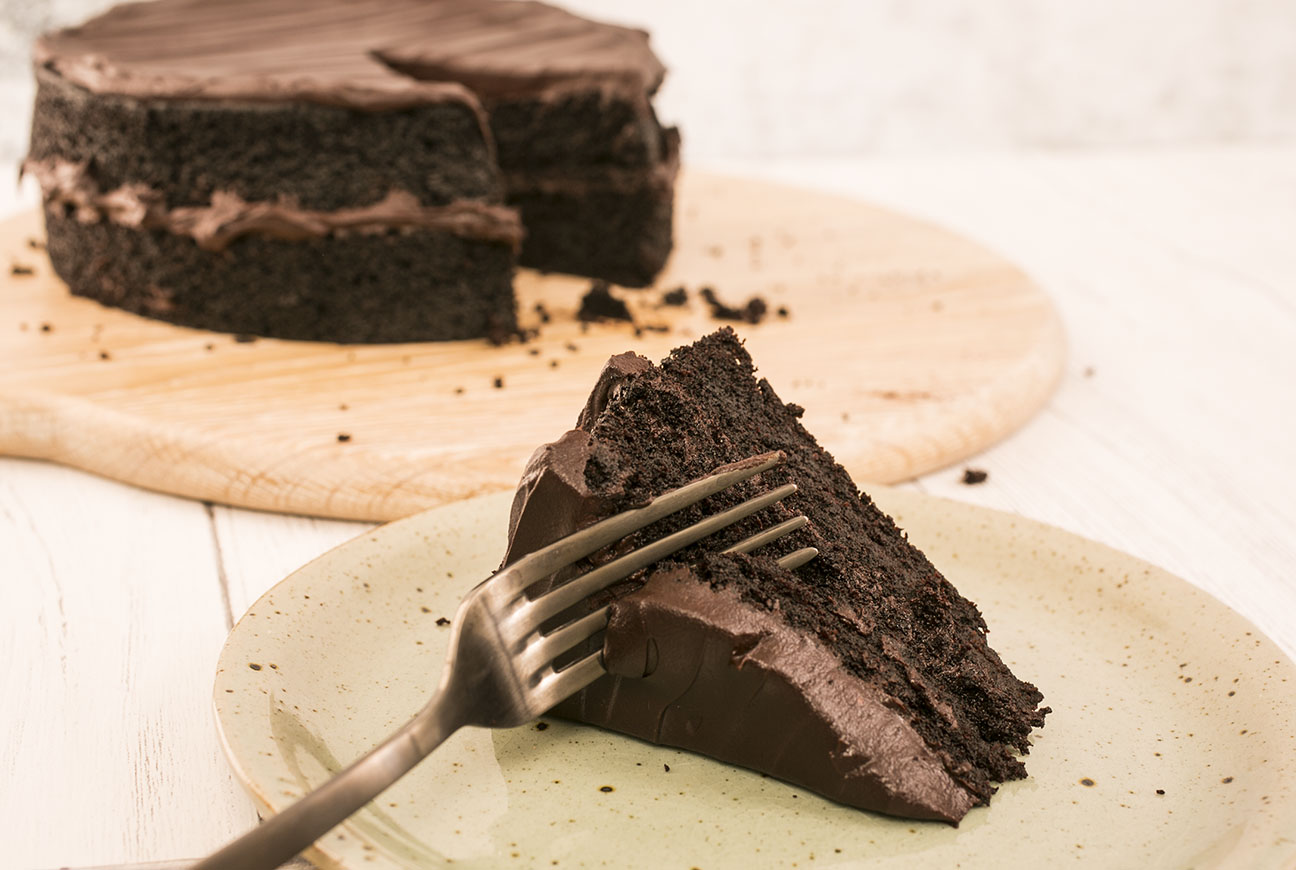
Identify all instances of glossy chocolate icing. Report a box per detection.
[505,353,651,566]
[23,157,523,252]
[36,0,665,111]
[503,347,1001,823]
[592,566,977,822]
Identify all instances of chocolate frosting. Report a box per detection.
[589,567,976,822]
[23,157,523,252]
[36,0,666,111]
[505,430,610,567]
[503,351,982,822]
[503,353,651,567]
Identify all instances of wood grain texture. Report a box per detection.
[0,171,1065,522]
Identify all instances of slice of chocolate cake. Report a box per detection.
[25,0,677,341]
[504,329,1048,823]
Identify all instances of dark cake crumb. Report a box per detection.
[535,721,549,731]
[27,237,45,250]
[660,286,688,306]
[777,306,790,318]
[40,322,52,333]
[493,376,505,389]
[664,764,671,772]
[549,359,560,368]
[961,468,989,485]
[98,350,111,361]
[435,616,451,626]
[234,333,258,343]
[204,342,215,351]
[578,280,633,324]
[336,433,352,443]
[534,303,552,324]
[528,348,541,356]
[700,286,768,324]
[566,342,579,352]
[10,263,35,276]
[485,315,528,347]
[454,386,465,395]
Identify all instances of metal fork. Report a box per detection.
[192,450,815,870]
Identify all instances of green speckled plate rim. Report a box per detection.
[213,487,1296,870]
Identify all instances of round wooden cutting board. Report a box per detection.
[0,171,1064,522]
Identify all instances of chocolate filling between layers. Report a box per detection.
[504,329,1048,823]
[23,157,524,253]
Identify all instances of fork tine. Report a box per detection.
[495,451,787,597]
[516,605,611,677]
[518,514,816,678]
[777,547,819,570]
[722,515,809,555]
[513,482,798,632]
[533,648,607,710]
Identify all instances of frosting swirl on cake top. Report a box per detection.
[37,0,667,111]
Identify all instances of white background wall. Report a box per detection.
[2,0,1295,165]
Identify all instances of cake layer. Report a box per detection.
[505,330,1048,821]
[485,89,669,170]
[44,214,517,342]
[511,184,675,287]
[29,68,499,210]
[507,131,680,286]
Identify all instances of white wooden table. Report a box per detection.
[3,147,1294,869]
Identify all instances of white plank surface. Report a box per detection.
[0,459,256,867]
[2,146,1294,868]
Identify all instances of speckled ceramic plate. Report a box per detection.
[214,488,1296,869]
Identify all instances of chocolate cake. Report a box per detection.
[504,329,1048,823]
[25,0,677,342]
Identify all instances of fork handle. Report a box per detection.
[192,693,462,870]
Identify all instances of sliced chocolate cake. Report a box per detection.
[25,0,677,342]
[504,329,1048,823]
